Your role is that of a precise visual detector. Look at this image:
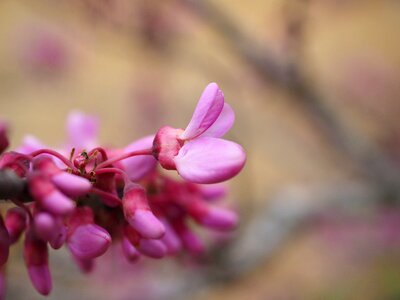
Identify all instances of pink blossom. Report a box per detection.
[123,183,165,239]
[153,83,246,184]
[67,208,111,260]
[23,231,52,295]
[5,207,26,244]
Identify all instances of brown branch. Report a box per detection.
[0,170,30,202]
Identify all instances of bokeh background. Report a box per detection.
[1,0,400,299]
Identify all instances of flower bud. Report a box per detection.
[5,207,26,244]
[23,231,52,295]
[29,173,75,215]
[152,126,184,170]
[121,238,140,263]
[67,208,111,260]
[123,183,165,239]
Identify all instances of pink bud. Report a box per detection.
[123,183,165,239]
[0,216,10,267]
[5,207,26,244]
[121,135,157,181]
[122,238,141,263]
[23,231,52,296]
[51,172,91,197]
[0,122,9,155]
[29,173,75,215]
[137,238,167,259]
[67,224,111,260]
[152,126,184,170]
[200,184,227,201]
[160,220,182,255]
[34,212,56,241]
[49,224,67,249]
[123,224,165,258]
[33,156,91,197]
[174,221,204,256]
[188,201,238,231]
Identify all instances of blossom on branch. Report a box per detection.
[0,83,245,297]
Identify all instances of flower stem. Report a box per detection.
[30,149,74,169]
[96,149,153,169]
[90,187,121,206]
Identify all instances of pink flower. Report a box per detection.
[120,135,157,181]
[153,83,246,184]
[5,207,26,244]
[23,231,52,295]
[67,208,111,260]
[28,172,75,216]
[123,183,165,239]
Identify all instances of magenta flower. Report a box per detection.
[0,82,246,297]
[5,207,26,244]
[23,231,52,295]
[67,208,111,260]
[122,183,165,239]
[153,83,246,184]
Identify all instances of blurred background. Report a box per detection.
[1,0,400,299]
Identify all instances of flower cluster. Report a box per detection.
[0,83,246,297]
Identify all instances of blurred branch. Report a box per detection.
[0,170,29,202]
[183,0,400,199]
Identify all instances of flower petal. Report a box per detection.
[121,135,157,181]
[200,103,235,138]
[67,224,111,260]
[174,137,246,184]
[52,172,91,197]
[66,111,99,149]
[16,135,46,154]
[179,83,224,140]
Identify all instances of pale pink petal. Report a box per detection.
[66,111,99,149]
[180,83,224,140]
[16,135,46,154]
[52,172,91,197]
[200,103,235,138]
[42,190,75,216]
[200,207,238,231]
[67,224,111,260]
[200,184,227,201]
[127,209,165,239]
[174,137,246,184]
[121,135,157,181]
